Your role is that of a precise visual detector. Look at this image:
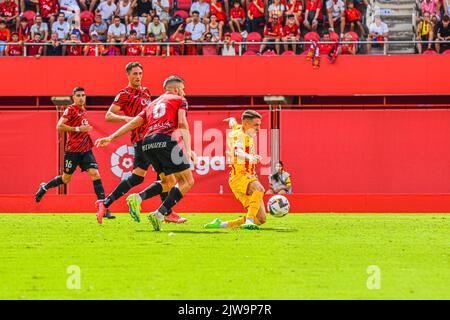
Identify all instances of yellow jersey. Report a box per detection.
[226,123,257,176]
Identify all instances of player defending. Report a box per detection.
[35,87,112,224]
[95,76,196,231]
[96,62,186,224]
[204,111,266,230]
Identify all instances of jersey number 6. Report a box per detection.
[153,103,166,119]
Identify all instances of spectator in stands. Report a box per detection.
[367,15,389,53]
[326,0,345,37]
[183,30,198,55]
[65,32,83,55]
[303,0,323,32]
[416,12,434,53]
[30,0,59,27]
[345,0,365,37]
[318,30,334,54]
[247,0,265,33]
[229,1,246,34]
[207,13,223,40]
[47,31,63,55]
[97,0,117,23]
[341,32,356,54]
[147,14,167,41]
[27,32,45,56]
[117,0,133,25]
[128,14,147,39]
[84,31,104,55]
[69,20,83,40]
[200,31,219,55]
[52,12,71,41]
[18,18,31,42]
[260,14,282,55]
[210,0,226,25]
[89,12,108,41]
[286,0,304,26]
[108,15,127,42]
[5,32,23,56]
[124,29,142,55]
[31,15,49,40]
[268,0,286,23]
[185,11,206,41]
[131,0,154,25]
[0,21,10,56]
[267,161,292,195]
[59,0,81,25]
[282,14,300,53]
[142,32,161,55]
[0,0,19,30]
[153,0,170,30]
[221,31,236,55]
[190,0,210,24]
[168,23,185,55]
[436,14,450,53]
[421,0,441,23]
[103,34,122,55]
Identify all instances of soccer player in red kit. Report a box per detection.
[35,87,112,224]
[99,62,186,224]
[5,32,23,56]
[96,76,196,231]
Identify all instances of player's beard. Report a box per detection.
[247,129,257,138]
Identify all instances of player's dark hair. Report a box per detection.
[163,75,185,90]
[241,110,262,121]
[126,61,143,74]
[73,87,85,95]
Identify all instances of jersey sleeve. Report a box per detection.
[62,106,73,119]
[137,109,147,123]
[113,91,128,110]
[179,97,188,110]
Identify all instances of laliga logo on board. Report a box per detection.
[111,145,135,179]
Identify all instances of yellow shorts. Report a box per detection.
[229,173,258,209]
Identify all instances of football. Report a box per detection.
[267,195,290,217]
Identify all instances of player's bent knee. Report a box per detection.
[62,174,72,184]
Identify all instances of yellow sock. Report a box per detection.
[226,217,246,228]
[246,190,264,220]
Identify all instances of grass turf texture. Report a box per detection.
[0,213,449,299]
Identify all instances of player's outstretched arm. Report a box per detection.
[223,117,238,129]
[105,104,134,123]
[95,115,144,148]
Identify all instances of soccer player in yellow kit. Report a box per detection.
[204,110,267,230]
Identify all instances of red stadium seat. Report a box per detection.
[173,10,189,20]
[22,11,36,28]
[80,11,94,34]
[245,32,262,53]
[282,50,295,55]
[80,33,90,42]
[423,49,438,54]
[243,50,257,55]
[443,49,450,55]
[230,31,243,52]
[177,0,192,11]
[345,31,359,41]
[304,31,320,42]
[263,50,277,56]
[329,31,339,42]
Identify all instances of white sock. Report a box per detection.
[156,212,164,220]
[220,222,228,228]
[136,194,142,203]
[246,217,254,224]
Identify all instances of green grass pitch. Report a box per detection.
[0,213,449,299]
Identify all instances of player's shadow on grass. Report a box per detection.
[135,229,226,234]
[260,227,298,232]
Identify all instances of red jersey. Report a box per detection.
[345,8,361,22]
[230,7,246,20]
[264,22,283,37]
[18,26,31,41]
[287,1,303,13]
[306,0,323,20]
[125,40,141,56]
[27,40,44,55]
[6,43,23,56]
[67,43,83,56]
[138,93,188,137]
[283,23,300,37]
[39,0,59,18]
[0,28,10,41]
[184,41,198,55]
[84,42,103,56]
[142,43,160,56]
[0,1,19,18]
[113,86,152,143]
[248,0,265,18]
[62,104,93,153]
[210,2,227,22]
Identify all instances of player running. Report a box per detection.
[96,62,186,224]
[95,76,196,231]
[203,110,267,230]
[34,87,113,224]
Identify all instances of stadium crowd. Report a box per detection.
[415,0,450,53]
[0,0,447,56]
